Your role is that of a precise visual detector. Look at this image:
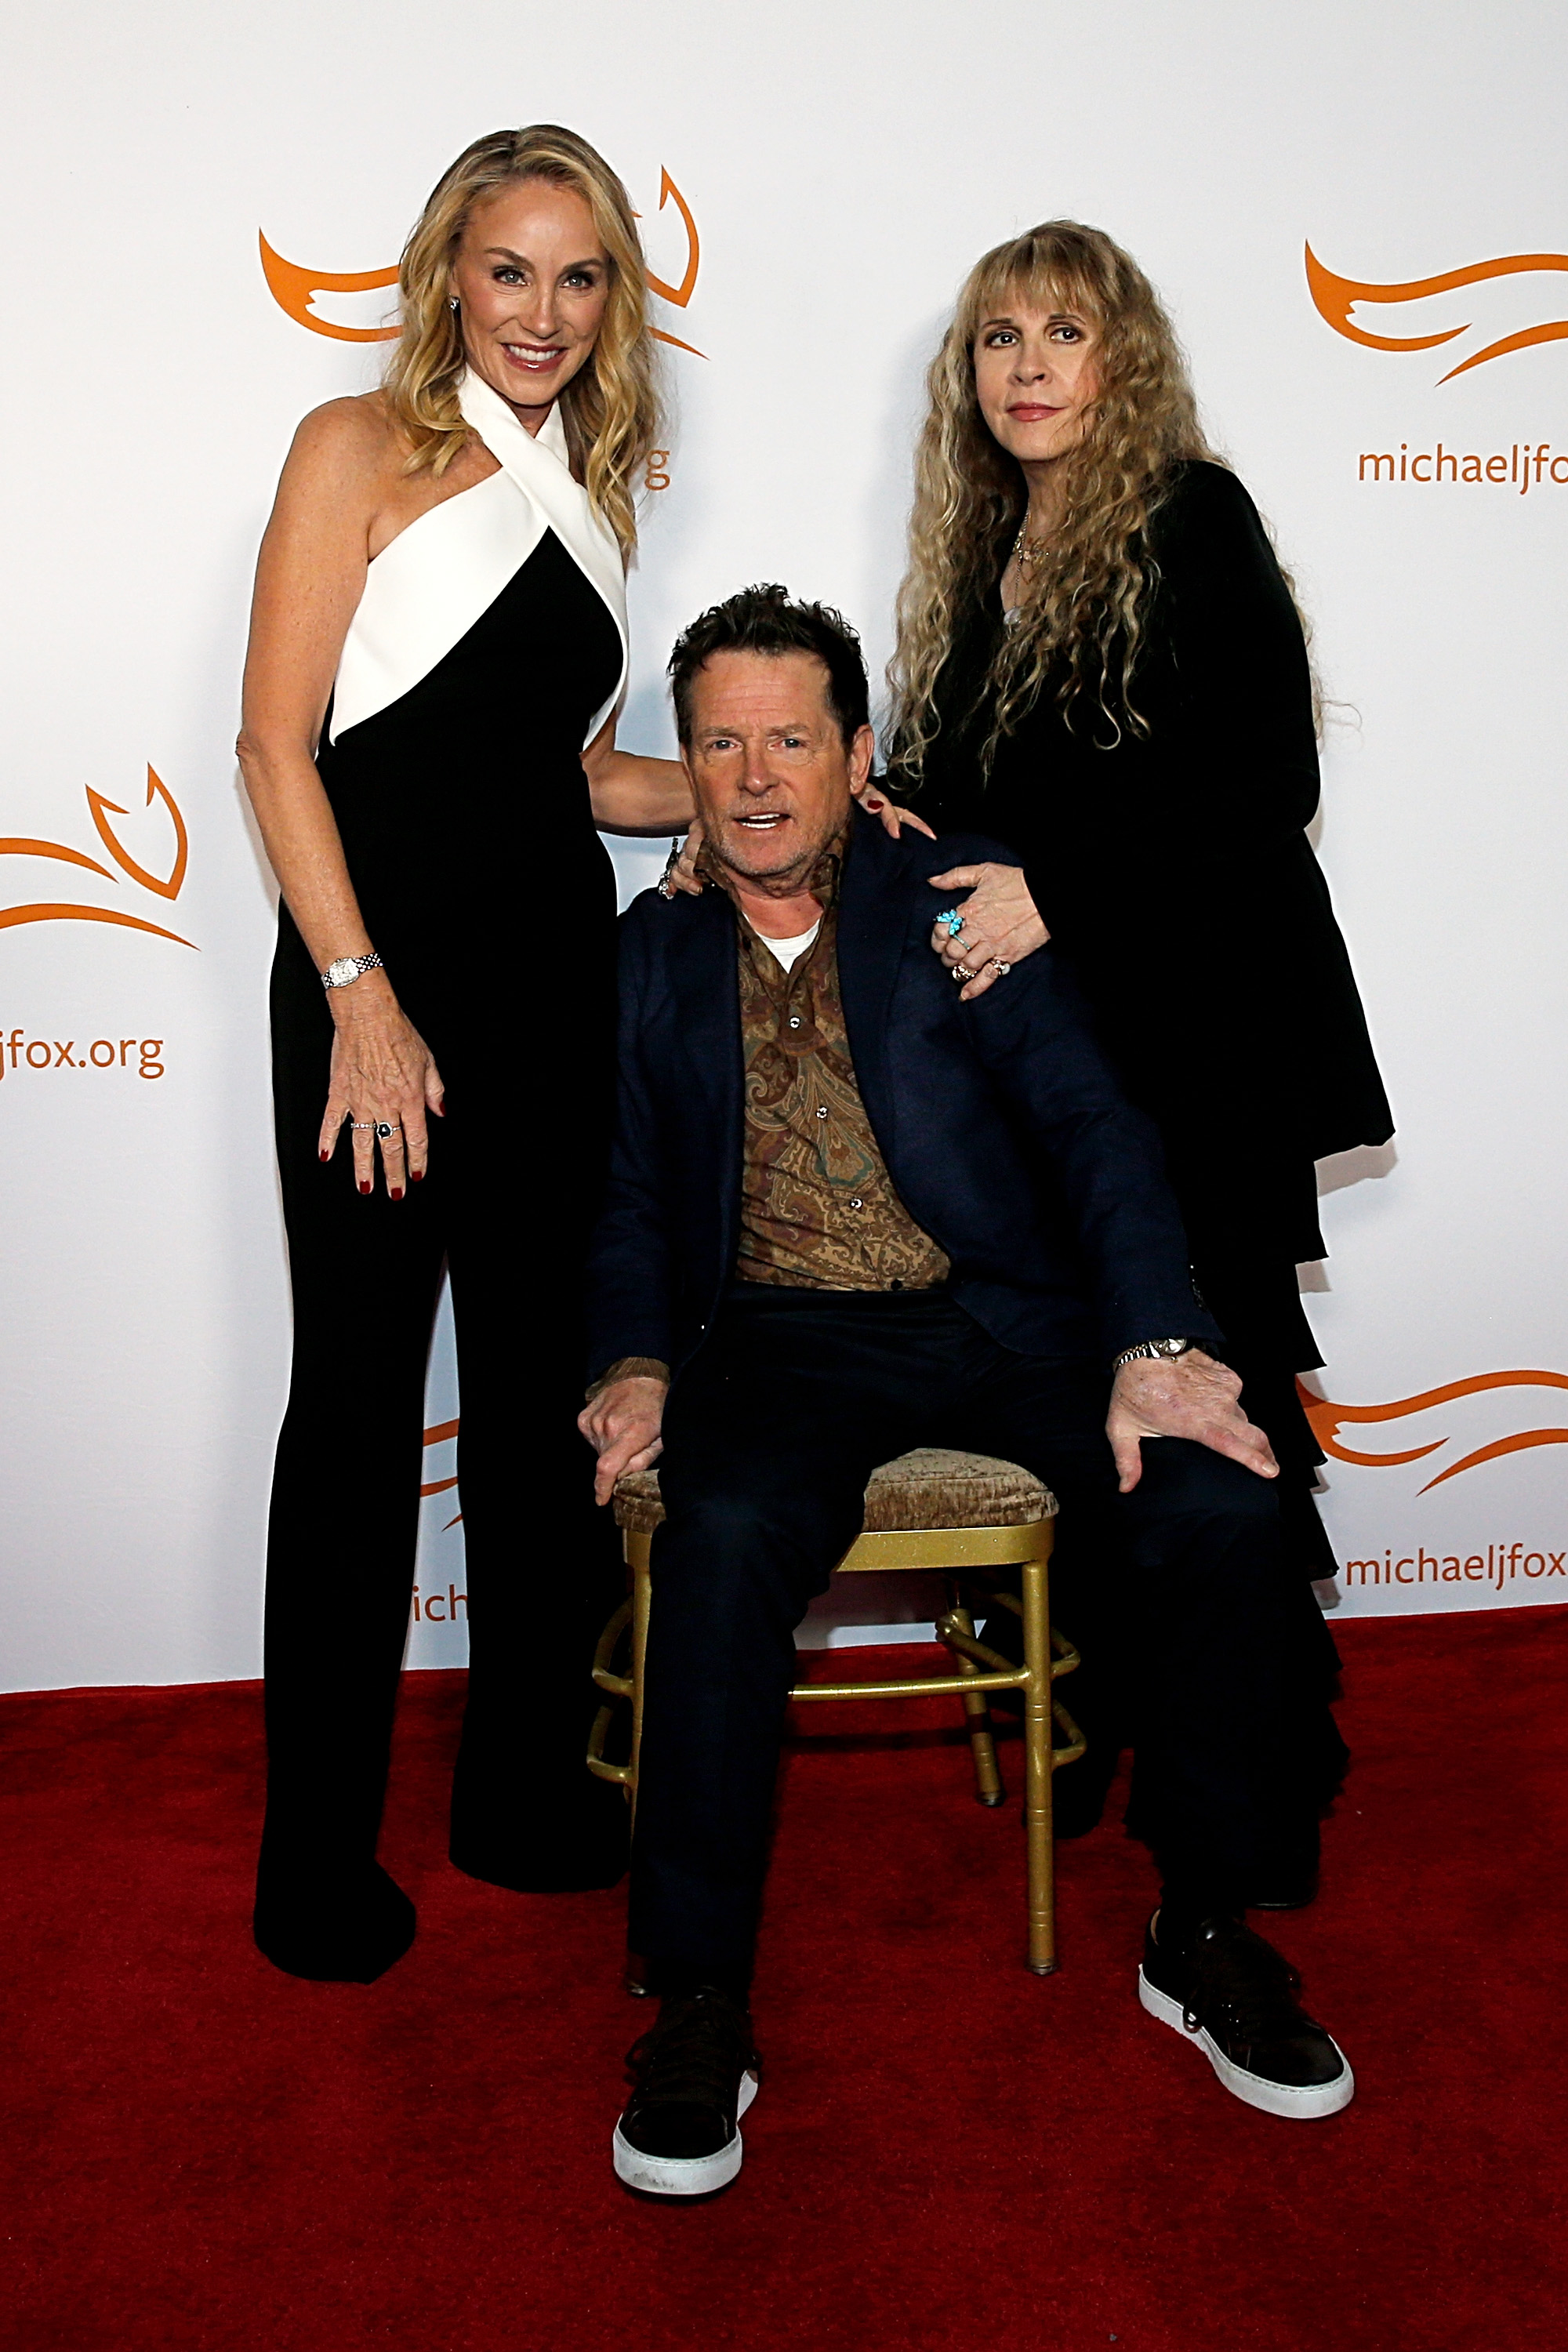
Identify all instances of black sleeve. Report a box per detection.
[898,601,1005,832]
[583,914,678,1387]
[961,947,1222,1360]
[1150,463,1322,859]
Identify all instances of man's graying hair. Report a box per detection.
[668,585,871,748]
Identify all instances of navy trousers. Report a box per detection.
[629,1285,1334,1976]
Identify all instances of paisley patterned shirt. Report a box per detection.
[586,838,950,1398]
[727,866,950,1294]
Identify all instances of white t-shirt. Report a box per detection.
[755,919,822,974]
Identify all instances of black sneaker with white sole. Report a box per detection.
[1138,1911,1354,2119]
[613,1987,760,2197]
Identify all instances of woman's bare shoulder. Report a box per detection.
[283,392,408,495]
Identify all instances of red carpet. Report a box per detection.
[5,1608,1566,2351]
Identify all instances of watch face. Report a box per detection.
[328,958,356,987]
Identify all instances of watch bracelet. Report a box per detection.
[1110,1337,1210,1371]
[321,951,385,991]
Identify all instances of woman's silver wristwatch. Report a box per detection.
[1112,1336,1203,1370]
[321,952,385,991]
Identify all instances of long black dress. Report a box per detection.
[255,376,631,1982]
[909,461,1389,1859]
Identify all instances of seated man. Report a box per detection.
[580,585,1352,2199]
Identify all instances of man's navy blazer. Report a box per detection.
[586,808,1220,1386]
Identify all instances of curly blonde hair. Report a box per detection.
[888,221,1215,770]
[383,125,659,551]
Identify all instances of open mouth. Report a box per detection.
[734,811,791,831]
[502,342,566,374]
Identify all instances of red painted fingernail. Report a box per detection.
[359,1181,372,1196]
[319,1151,329,1163]
[411,1169,424,1183]
[390,1186,405,1201]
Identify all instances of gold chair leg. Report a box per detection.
[622,1532,655,1999]
[942,1599,1006,1807]
[612,1511,1065,1982]
[627,1533,652,1838]
[1022,1547,1057,1974]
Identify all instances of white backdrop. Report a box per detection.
[3,0,1566,1691]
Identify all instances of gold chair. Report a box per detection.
[587,1448,1085,1975]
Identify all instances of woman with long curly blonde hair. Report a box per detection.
[889,221,1392,1896]
[238,126,693,1982]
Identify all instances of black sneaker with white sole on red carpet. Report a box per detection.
[1138,1911,1354,2118]
[613,1987,761,2197]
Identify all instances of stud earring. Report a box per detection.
[448,296,459,313]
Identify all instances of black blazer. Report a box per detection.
[910,462,1394,1178]
[586,809,1220,1387]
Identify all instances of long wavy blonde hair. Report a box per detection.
[383,125,659,551]
[888,221,1214,770]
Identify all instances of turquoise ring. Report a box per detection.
[935,907,964,938]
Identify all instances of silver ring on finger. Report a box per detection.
[951,962,978,984]
[350,1120,376,1131]
[374,1120,397,1141]
[986,959,1011,977]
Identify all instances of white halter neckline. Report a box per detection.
[327,370,628,746]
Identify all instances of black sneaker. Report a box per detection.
[612,1988,760,2197]
[1138,1911,1354,2118]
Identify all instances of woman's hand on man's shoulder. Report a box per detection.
[925,858,1049,1001]
[852,782,936,843]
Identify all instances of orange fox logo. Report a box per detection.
[1299,1370,1568,1492]
[1305,243,1568,381]
[0,768,194,946]
[263,168,704,355]
[257,237,398,343]
[423,1417,462,1527]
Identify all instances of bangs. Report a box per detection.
[969,245,1106,339]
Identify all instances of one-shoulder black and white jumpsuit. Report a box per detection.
[256,372,630,1981]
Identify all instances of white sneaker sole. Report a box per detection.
[1138,1969,1355,2119]
[612,2069,760,2196]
